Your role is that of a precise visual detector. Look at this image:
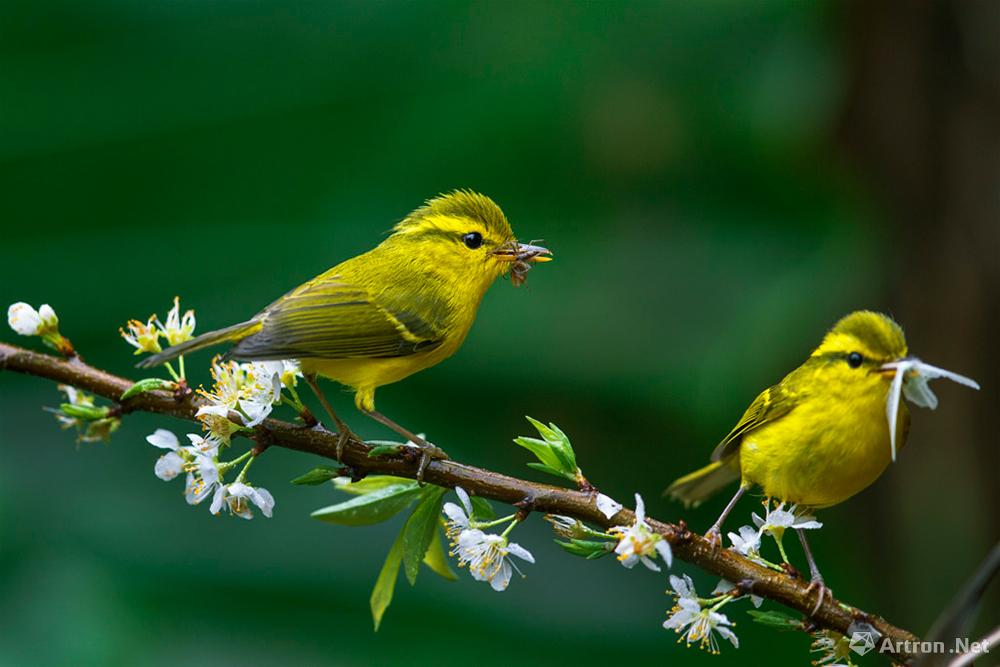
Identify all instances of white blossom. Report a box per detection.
[146,428,219,500]
[728,525,761,555]
[8,302,58,336]
[210,481,274,519]
[201,359,282,427]
[810,630,854,666]
[120,316,162,355]
[444,486,533,591]
[595,493,622,519]
[664,575,739,654]
[608,493,672,571]
[146,428,186,481]
[452,529,534,591]
[267,359,302,388]
[443,486,474,539]
[752,502,822,542]
[185,432,223,458]
[155,296,196,346]
[195,404,242,446]
[668,573,700,604]
[882,357,979,461]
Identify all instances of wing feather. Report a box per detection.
[230,274,445,360]
[710,383,798,462]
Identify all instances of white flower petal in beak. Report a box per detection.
[882,357,980,462]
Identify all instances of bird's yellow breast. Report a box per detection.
[301,299,477,413]
[738,369,908,509]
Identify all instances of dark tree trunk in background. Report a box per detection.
[841,0,999,630]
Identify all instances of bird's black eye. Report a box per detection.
[462,232,483,249]
[847,352,864,368]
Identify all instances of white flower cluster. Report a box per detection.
[147,428,274,519]
[8,302,59,337]
[663,574,740,654]
[607,493,673,571]
[442,487,534,591]
[198,358,301,436]
[810,629,856,666]
[120,297,195,355]
[725,500,822,563]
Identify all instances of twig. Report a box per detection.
[0,341,922,661]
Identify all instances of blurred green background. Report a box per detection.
[2,1,997,665]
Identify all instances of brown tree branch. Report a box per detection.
[0,341,922,661]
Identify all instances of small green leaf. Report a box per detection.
[514,417,580,482]
[368,444,404,458]
[525,416,577,472]
[470,496,496,520]
[291,466,340,486]
[747,610,803,630]
[311,483,420,525]
[525,462,574,481]
[370,528,405,631]
[422,522,457,581]
[555,538,614,559]
[120,377,176,401]
[333,475,416,495]
[402,486,447,585]
[59,403,110,420]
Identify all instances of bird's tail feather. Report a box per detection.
[664,460,739,507]
[136,320,262,368]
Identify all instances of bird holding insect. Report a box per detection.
[140,190,552,478]
[666,310,979,611]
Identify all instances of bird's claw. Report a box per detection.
[335,430,352,461]
[804,579,833,616]
[704,527,723,550]
[414,442,448,484]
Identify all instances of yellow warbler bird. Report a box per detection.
[666,311,978,609]
[140,191,552,477]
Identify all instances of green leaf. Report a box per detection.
[120,377,176,401]
[402,486,447,585]
[555,538,614,559]
[526,416,577,472]
[332,475,416,495]
[291,466,340,486]
[525,462,574,481]
[470,496,496,520]
[514,417,580,482]
[370,528,405,631]
[59,403,110,420]
[367,444,404,458]
[747,610,803,630]
[422,522,457,581]
[311,483,420,525]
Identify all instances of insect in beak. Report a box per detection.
[491,242,553,264]
[492,241,553,287]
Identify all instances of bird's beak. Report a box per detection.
[879,356,914,378]
[492,242,553,263]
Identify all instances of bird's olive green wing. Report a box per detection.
[230,274,447,360]
[709,383,798,462]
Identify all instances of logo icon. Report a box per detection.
[850,631,876,656]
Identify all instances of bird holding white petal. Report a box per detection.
[667,310,979,613]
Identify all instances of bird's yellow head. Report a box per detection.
[388,190,552,292]
[812,310,909,373]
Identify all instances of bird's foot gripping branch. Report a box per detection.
[2,300,923,663]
